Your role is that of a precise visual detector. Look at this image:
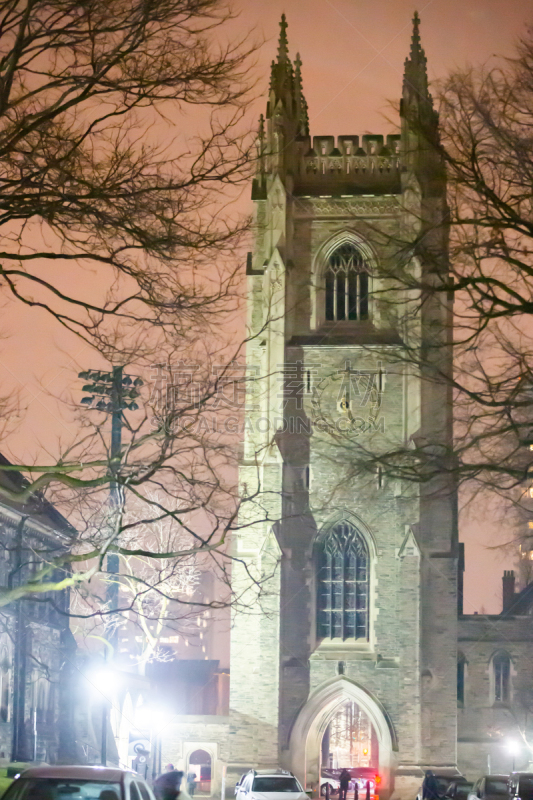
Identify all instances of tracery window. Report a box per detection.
[493,652,511,703]
[325,244,369,322]
[317,521,369,640]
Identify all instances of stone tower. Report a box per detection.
[230,13,459,800]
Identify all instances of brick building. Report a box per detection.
[157,15,533,799]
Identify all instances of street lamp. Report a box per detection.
[87,663,119,767]
[134,704,172,780]
[78,367,143,639]
[507,739,521,772]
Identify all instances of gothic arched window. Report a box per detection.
[317,521,369,641]
[492,652,511,703]
[325,244,369,322]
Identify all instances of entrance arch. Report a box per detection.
[189,748,212,795]
[288,677,397,797]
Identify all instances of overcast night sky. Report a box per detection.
[1,0,532,615]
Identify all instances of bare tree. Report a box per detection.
[0,0,280,636]
[70,489,201,665]
[312,26,533,532]
[0,0,255,349]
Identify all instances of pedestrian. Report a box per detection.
[154,766,184,800]
[422,772,441,800]
[187,770,197,797]
[365,781,371,800]
[339,770,351,800]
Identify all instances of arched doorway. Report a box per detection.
[289,678,396,798]
[321,700,378,770]
[189,749,212,795]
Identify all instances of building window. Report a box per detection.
[317,521,369,641]
[457,655,466,706]
[493,652,511,703]
[0,651,9,723]
[325,244,369,322]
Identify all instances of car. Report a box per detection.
[467,775,509,800]
[235,769,308,800]
[416,774,468,800]
[320,776,340,797]
[446,781,474,800]
[349,768,380,796]
[320,769,379,799]
[508,772,533,800]
[0,764,156,800]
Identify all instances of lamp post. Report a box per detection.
[507,740,521,773]
[134,705,169,780]
[78,367,142,645]
[89,660,119,766]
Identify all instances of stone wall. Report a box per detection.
[457,614,533,779]
[161,717,230,796]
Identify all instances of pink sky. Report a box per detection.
[0,0,530,613]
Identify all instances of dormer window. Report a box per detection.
[325,243,369,321]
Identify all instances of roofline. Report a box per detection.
[0,452,75,538]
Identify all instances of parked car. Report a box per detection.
[446,781,474,800]
[0,764,156,800]
[235,769,308,800]
[416,774,468,800]
[0,763,43,798]
[508,773,533,800]
[467,775,509,800]
[320,776,340,797]
[349,768,379,795]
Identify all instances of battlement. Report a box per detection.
[292,133,402,196]
[307,133,400,158]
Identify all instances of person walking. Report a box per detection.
[422,772,441,800]
[154,766,185,800]
[187,770,197,797]
[339,770,351,800]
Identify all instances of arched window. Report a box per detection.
[325,244,369,322]
[0,649,9,723]
[36,678,48,724]
[457,653,467,706]
[317,521,369,641]
[493,652,511,703]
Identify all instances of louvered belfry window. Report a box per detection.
[325,244,369,321]
[317,521,369,640]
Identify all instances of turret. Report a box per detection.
[253,15,310,197]
[400,11,444,191]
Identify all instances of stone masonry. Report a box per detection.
[227,13,457,800]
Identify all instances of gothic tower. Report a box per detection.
[230,14,458,800]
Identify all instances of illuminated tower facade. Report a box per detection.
[230,14,458,799]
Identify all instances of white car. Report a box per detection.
[320,778,340,797]
[235,770,308,800]
[1,764,156,800]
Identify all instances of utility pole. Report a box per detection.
[78,366,142,649]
